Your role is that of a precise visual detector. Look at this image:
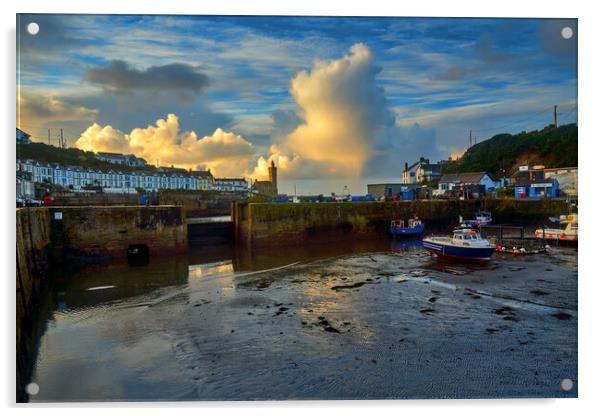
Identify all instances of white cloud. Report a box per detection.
[75,113,256,177]
[251,43,395,180]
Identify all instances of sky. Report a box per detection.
[16,14,577,194]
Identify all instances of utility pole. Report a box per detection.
[60,128,64,148]
[469,130,473,147]
[47,129,50,145]
[554,105,558,128]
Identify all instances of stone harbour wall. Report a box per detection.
[48,205,188,260]
[16,208,52,400]
[16,205,188,400]
[233,199,570,247]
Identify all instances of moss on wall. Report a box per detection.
[48,206,187,259]
[235,199,570,247]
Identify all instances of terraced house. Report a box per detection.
[15,159,241,193]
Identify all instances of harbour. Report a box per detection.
[22,235,577,401]
[16,199,579,401]
[12,12,582,407]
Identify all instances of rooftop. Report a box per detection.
[439,172,493,184]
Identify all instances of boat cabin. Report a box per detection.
[391,220,405,228]
[408,218,422,228]
[453,229,481,241]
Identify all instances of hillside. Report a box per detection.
[443,123,577,176]
[16,142,161,173]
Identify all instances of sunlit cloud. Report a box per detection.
[251,43,395,180]
[75,114,256,177]
[16,15,578,193]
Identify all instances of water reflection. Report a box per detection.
[25,237,577,401]
[50,256,190,312]
[390,238,423,250]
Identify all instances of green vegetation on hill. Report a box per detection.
[443,123,577,176]
[16,142,161,173]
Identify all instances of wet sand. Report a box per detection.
[27,241,577,401]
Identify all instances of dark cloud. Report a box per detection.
[364,122,442,178]
[85,60,210,96]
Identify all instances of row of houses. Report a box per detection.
[514,165,577,198]
[369,165,577,200]
[434,166,576,199]
[16,159,249,194]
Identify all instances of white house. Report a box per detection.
[402,157,445,184]
[16,171,35,198]
[214,178,248,192]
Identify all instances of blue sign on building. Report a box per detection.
[514,179,560,198]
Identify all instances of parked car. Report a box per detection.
[25,198,43,207]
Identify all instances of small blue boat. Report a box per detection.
[475,211,493,225]
[390,218,425,237]
[458,219,481,229]
[422,228,495,264]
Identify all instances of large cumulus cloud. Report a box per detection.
[251,43,395,180]
[75,113,255,177]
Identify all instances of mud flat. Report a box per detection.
[26,242,577,401]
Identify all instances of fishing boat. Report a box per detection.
[535,214,578,243]
[475,211,493,225]
[422,228,496,264]
[457,219,481,229]
[390,218,425,237]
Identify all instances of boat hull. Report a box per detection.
[390,223,425,237]
[422,240,495,264]
[534,229,578,243]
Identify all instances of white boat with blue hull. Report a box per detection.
[423,228,495,264]
[475,211,493,225]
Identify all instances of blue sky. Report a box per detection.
[16,14,577,193]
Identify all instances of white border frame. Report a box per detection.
[2,1,600,414]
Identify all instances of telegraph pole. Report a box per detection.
[60,128,64,148]
[47,129,50,144]
[554,105,558,128]
[469,130,473,147]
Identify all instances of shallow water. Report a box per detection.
[27,239,577,401]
